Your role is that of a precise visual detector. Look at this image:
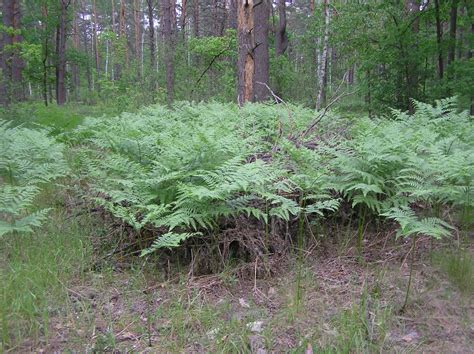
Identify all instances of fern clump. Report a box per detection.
[0,120,68,236]
[71,103,327,254]
[70,98,472,256]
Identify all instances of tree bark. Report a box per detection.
[120,0,128,65]
[134,0,142,80]
[112,0,116,32]
[0,0,14,105]
[253,0,270,102]
[146,0,156,96]
[11,0,24,101]
[448,0,459,65]
[228,0,237,29]
[92,0,100,77]
[275,0,288,56]
[237,0,254,105]
[193,0,199,37]
[316,0,330,110]
[56,0,70,105]
[1,0,24,105]
[434,0,444,80]
[162,0,175,104]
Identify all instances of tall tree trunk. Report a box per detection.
[1,0,24,105]
[72,0,80,99]
[193,0,199,37]
[237,0,254,105]
[162,0,175,104]
[11,0,24,101]
[134,0,142,80]
[404,0,420,113]
[56,0,70,105]
[316,0,330,110]
[181,0,187,34]
[0,0,14,105]
[146,0,156,96]
[228,0,237,29]
[275,0,288,56]
[41,4,49,106]
[92,0,100,78]
[120,0,128,65]
[253,0,270,102]
[448,0,459,66]
[112,0,116,32]
[434,0,444,80]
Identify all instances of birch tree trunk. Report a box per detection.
[316,0,330,110]
[237,0,254,105]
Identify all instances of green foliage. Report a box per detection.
[0,120,68,236]
[0,210,92,349]
[331,98,473,234]
[433,249,474,295]
[381,206,453,239]
[65,98,472,253]
[70,103,339,254]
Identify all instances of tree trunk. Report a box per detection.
[253,0,270,102]
[0,0,14,105]
[434,0,444,80]
[72,0,80,99]
[56,0,70,105]
[228,0,237,29]
[146,0,156,96]
[237,0,254,105]
[193,0,199,37]
[316,0,330,110]
[275,0,288,57]
[134,0,142,80]
[181,0,187,34]
[92,0,100,78]
[162,0,175,105]
[1,0,24,105]
[120,0,128,65]
[11,0,24,101]
[448,0,459,66]
[112,0,116,32]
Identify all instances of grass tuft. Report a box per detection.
[433,249,474,296]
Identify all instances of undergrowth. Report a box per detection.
[1,98,473,351]
[61,98,473,262]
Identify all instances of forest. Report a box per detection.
[1,0,473,352]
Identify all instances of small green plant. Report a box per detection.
[382,206,453,312]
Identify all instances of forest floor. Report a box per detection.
[2,209,473,353]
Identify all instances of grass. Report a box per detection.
[0,209,93,350]
[0,101,124,133]
[433,248,474,296]
[2,220,472,352]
